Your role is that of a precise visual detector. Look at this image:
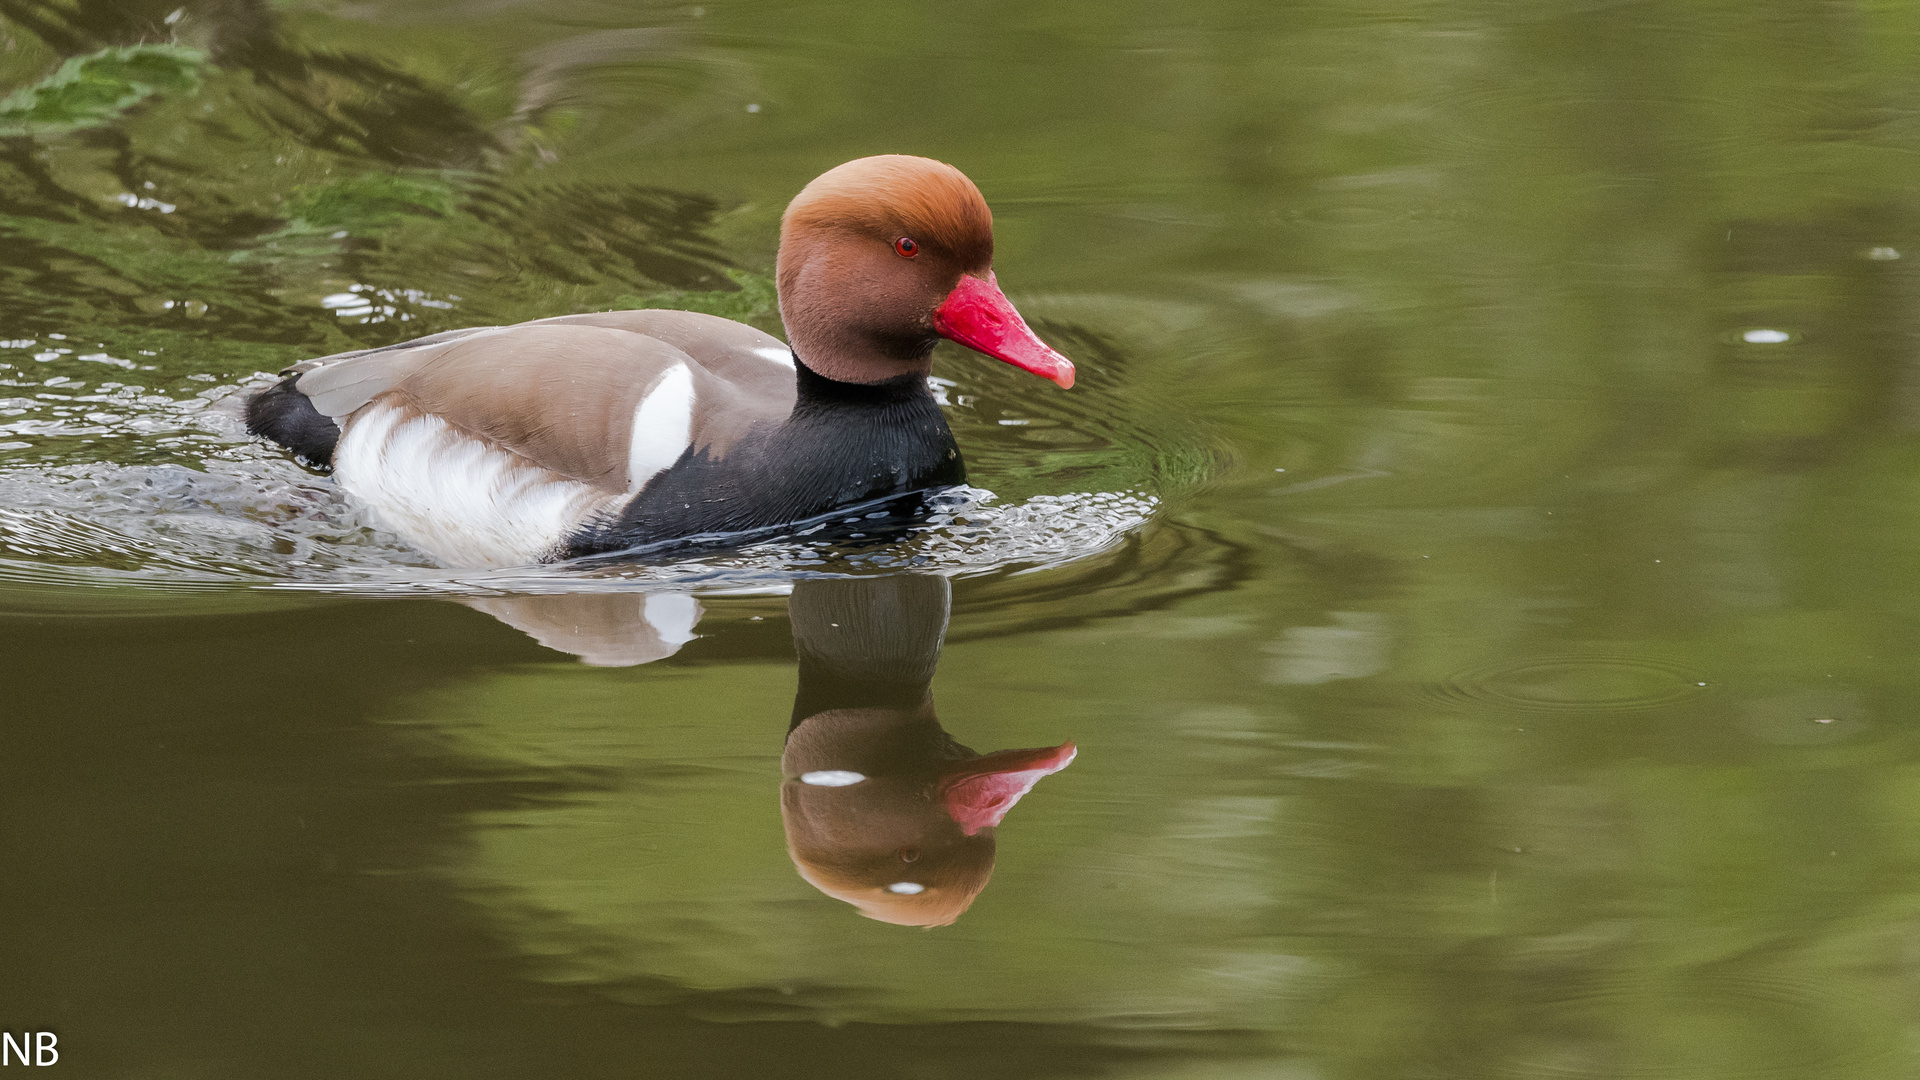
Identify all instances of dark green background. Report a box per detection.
[2,1,1919,1077]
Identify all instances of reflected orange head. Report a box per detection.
[780,707,1074,927]
[782,805,995,928]
[781,706,995,927]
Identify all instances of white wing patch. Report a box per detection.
[334,400,620,567]
[626,362,696,492]
[753,345,796,369]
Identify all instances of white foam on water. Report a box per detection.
[0,360,1172,604]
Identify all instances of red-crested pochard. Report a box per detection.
[244,155,1076,566]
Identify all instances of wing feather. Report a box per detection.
[304,311,797,493]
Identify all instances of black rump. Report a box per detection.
[244,376,341,468]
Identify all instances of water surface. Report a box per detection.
[4,1,1920,1077]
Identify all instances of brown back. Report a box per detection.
[297,309,797,491]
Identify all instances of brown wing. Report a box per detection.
[297,310,798,494]
[535,309,796,392]
[291,327,494,419]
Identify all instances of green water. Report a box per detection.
[4,0,1920,1076]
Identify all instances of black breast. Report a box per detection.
[567,364,965,557]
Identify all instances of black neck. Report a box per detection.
[786,575,948,724]
[792,352,935,408]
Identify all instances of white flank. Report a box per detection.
[626,362,696,492]
[642,592,701,646]
[335,401,618,567]
[753,345,796,368]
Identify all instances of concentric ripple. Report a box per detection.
[1425,654,1706,713]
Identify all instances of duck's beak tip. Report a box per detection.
[933,273,1077,390]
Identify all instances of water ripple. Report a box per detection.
[0,355,1217,612]
[1498,970,1895,1080]
[1425,654,1706,713]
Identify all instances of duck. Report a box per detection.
[780,575,1075,927]
[243,155,1076,567]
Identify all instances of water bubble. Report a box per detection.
[885,882,925,895]
[1742,328,1791,344]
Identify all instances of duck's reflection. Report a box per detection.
[461,592,703,667]
[782,576,1075,926]
[465,577,1074,926]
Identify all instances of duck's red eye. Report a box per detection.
[894,236,919,258]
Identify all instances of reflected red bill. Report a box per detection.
[938,741,1078,835]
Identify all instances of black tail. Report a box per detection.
[244,376,341,468]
